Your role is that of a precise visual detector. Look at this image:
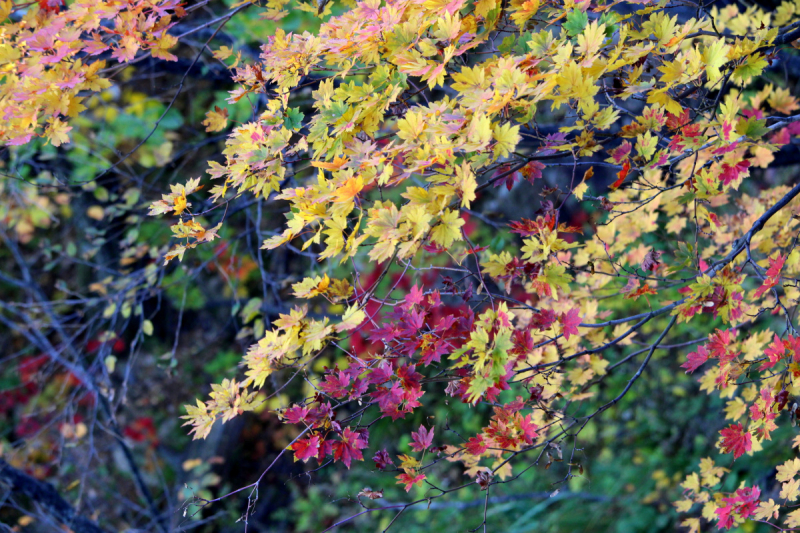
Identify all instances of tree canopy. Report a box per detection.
[3,0,800,531]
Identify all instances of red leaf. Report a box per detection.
[681,345,709,373]
[610,160,630,190]
[283,405,310,424]
[755,254,785,298]
[291,435,321,462]
[559,308,581,340]
[332,428,369,468]
[372,449,393,470]
[719,160,750,187]
[719,423,751,460]
[396,471,426,492]
[518,414,539,445]
[762,334,786,370]
[465,435,488,455]
[410,424,434,452]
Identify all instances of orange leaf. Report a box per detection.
[610,160,630,190]
[312,156,349,171]
[333,176,364,203]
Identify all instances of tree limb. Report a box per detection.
[0,459,109,533]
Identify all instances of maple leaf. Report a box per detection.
[701,40,730,83]
[465,435,488,455]
[762,334,786,370]
[520,161,545,183]
[719,423,751,459]
[753,499,780,521]
[755,254,785,298]
[335,305,366,332]
[787,509,800,529]
[291,435,321,462]
[202,106,229,133]
[312,156,349,171]
[719,160,750,188]
[333,176,364,203]
[559,308,581,340]
[397,454,421,470]
[430,209,465,248]
[283,405,310,424]
[777,458,800,483]
[577,21,606,58]
[292,274,330,299]
[610,160,631,190]
[782,478,800,501]
[373,449,393,470]
[396,471,426,492]
[409,424,434,452]
[358,488,384,500]
[564,9,588,37]
[492,122,520,158]
[46,118,71,147]
[681,346,709,373]
[641,249,663,273]
[332,428,369,468]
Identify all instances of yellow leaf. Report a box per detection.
[203,106,229,133]
[777,458,800,482]
[335,305,366,332]
[787,509,800,529]
[46,119,72,147]
[431,209,465,248]
[213,46,234,61]
[398,454,420,470]
[87,205,105,220]
[457,163,477,208]
[493,122,520,158]
[680,518,700,533]
[173,191,188,215]
[754,499,780,521]
[577,22,606,58]
[781,478,800,501]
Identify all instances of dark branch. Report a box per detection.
[0,459,109,533]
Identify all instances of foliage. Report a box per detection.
[4,0,800,531]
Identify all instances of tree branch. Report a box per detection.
[0,459,109,533]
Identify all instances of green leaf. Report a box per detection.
[499,35,517,55]
[466,374,493,403]
[668,241,694,274]
[284,108,305,131]
[737,117,768,140]
[598,12,619,36]
[732,54,768,84]
[564,10,589,38]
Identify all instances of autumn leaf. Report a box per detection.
[358,488,384,500]
[203,106,229,133]
[431,209,465,248]
[332,428,368,468]
[409,424,434,452]
[312,157,349,171]
[291,435,322,462]
[681,346,709,373]
[719,423,751,459]
[559,308,581,340]
[333,176,364,204]
[335,305,366,332]
[610,160,631,190]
